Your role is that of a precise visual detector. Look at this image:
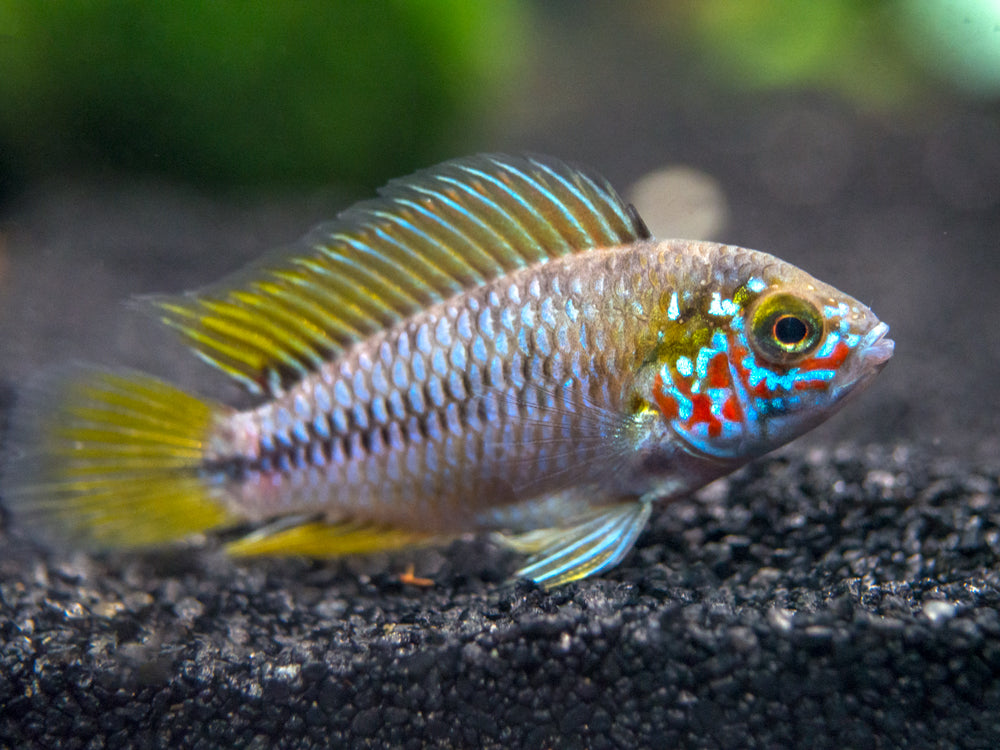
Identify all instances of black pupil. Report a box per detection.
[774,315,808,345]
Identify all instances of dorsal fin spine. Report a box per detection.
[260,271,367,342]
[408,181,533,266]
[390,196,510,280]
[449,166,553,252]
[239,286,342,365]
[292,255,407,330]
[431,176,540,264]
[332,233,439,308]
[531,161,615,240]
[370,210,484,290]
[200,298,319,370]
[479,160,590,245]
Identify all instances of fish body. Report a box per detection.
[2,154,893,587]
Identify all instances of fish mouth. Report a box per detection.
[859,321,894,368]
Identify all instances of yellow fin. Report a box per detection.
[225,519,433,558]
[147,153,650,395]
[3,368,234,549]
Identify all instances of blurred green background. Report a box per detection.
[0,0,998,200]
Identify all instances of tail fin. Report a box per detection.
[2,367,236,550]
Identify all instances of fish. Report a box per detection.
[1,153,894,588]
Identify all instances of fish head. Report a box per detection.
[642,242,894,462]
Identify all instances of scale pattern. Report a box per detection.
[232,246,660,531]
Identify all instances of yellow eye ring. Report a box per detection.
[748,292,824,365]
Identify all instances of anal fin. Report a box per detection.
[500,501,652,588]
[225,518,433,558]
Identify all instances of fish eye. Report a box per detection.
[749,292,824,364]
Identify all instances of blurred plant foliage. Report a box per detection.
[668,0,1000,107]
[0,1,526,191]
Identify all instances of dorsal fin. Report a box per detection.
[148,153,650,395]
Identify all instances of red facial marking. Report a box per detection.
[686,394,722,438]
[797,341,851,372]
[651,371,679,419]
[707,353,731,389]
[722,395,742,422]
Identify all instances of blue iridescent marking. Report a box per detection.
[814,331,841,358]
[495,332,509,358]
[275,407,294,447]
[708,292,738,317]
[540,297,557,329]
[450,342,467,371]
[332,408,348,434]
[352,371,370,404]
[556,325,569,350]
[488,356,503,387]
[472,336,488,364]
[411,352,426,382]
[444,403,462,435]
[334,380,351,408]
[426,377,446,408]
[415,323,432,355]
[535,328,551,357]
[424,411,443,442]
[391,359,408,390]
[371,396,388,424]
[676,356,693,377]
[435,316,452,347]
[747,277,766,293]
[565,298,578,322]
[500,306,516,332]
[370,362,389,394]
[312,413,330,439]
[396,331,411,360]
[259,428,275,453]
[292,419,309,445]
[478,308,494,339]
[388,391,406,421]
[430,349,447,378]
[667,292,680,321]
[351,403,369,431]
[824,302,851,318]
[507,284,521,305]
[457,309,473,340]
[310,443,326,468]
[447,371,466,400]
[407,384,425,414]
[313,384,331,414]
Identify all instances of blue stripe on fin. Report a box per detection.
[505,501,652,588]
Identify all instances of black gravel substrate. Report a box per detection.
[2,439,998,749]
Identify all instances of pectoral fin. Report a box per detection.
[501,501,652,588]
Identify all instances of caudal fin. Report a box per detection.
[2,368,236,550]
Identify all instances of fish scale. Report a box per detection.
[2,154,893,587]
